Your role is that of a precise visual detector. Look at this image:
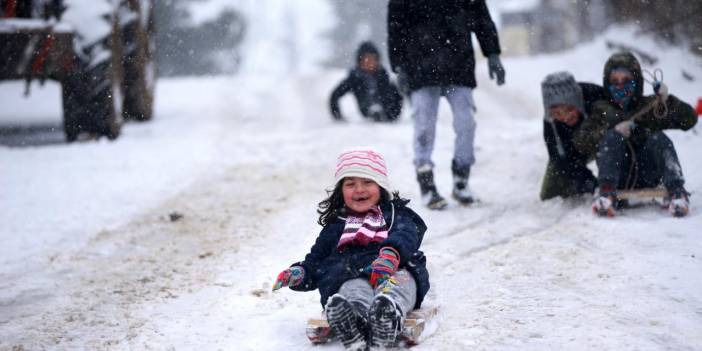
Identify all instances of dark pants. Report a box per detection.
[596,130,685,191]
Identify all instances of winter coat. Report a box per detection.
[329,42,402,120]
[541,83,605,200]
[329,68,402,120]
[573,52,698,158]
[290,198,430,310]
[387,0,501,91]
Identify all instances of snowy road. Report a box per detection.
[2,33,702,350]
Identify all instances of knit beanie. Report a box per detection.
[335,148,392,194]
[541,71,584,121]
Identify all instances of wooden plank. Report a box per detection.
[617,188,668,200]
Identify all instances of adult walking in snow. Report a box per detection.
[272,148,429,350]
[387,0,505,210]
[540,72,605,200]
[329,42,403,123]
[573,52,697,217]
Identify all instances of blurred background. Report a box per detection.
[155,0,702,77]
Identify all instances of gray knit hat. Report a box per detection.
[541,71,584,121]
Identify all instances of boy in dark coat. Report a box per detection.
[573,52,697,217]
[329,42,403,122]
[387,0,505,210]
[540,71,605,200]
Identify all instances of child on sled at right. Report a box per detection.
[572,52,697,217]
[272,148,430,350]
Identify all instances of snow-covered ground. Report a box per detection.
[1,27,702,350]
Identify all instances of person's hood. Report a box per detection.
[602,52,644,103]
[356,41,380,65]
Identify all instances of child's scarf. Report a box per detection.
[337,206,388,248]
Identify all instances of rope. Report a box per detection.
[624,141,638,190]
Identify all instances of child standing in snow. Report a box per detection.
[272,148,430,350]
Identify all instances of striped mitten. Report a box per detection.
[272,266,305,291]
[369,247,400,288]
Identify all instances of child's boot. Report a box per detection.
[667,188,690,217]
[325,294,367,351]
[369,295,404,349]
[416,165,447,210]
[451,160,475,204]
[592,185,617,217]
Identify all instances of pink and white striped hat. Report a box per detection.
[335,148,391,193]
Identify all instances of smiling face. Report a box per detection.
[549,104,581,126]
[341,177,381,213]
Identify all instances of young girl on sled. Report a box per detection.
[272,148,430,350]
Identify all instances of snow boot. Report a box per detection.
[451,161,475,205]
[369,295,404,349]
[667,188,690,218]
[416,166,447,210]
[325,294,368,351]
[592,186,617,217]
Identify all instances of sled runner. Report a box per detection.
[306,306,438,346]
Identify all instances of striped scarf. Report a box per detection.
[337,206,388,248]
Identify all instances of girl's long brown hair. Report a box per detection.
[316,181,401,226]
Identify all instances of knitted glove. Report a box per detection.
[488,54,505,86]
[272,266,305,291]
[369,247,400,288]
[614,120,636,138]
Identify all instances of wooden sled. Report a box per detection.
[306,307,438,346]
[616,188,668,201]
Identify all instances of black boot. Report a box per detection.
[417,166,447,210]
[325,294,368,350]
[451,160,475,204]
[369,295,404,349]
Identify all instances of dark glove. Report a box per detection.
[396,68,410,97]
[368,247,400,288]
[272,266,305,291]
[488,54,505,86]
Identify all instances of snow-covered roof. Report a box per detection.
[0,18,73,33]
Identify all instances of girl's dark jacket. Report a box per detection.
[387,0,501,91]
[290,199,430,310]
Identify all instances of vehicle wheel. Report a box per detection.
[121,0,155,122]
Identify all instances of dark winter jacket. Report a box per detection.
[573,52,698,157]
[541,83,605,200]
[330,42,401,120]
[290,199,430,310]
[387,0,501,91]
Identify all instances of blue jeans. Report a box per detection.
[410,86,476,172]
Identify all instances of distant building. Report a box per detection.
[497,0,607,56]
